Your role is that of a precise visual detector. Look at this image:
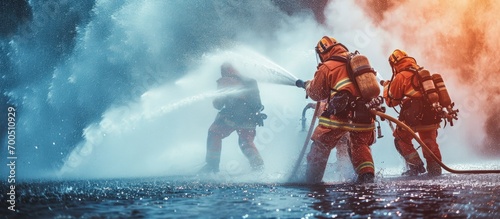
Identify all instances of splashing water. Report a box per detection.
[218,46,299,86]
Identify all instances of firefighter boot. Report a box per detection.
[401,162,426,176]
[426,162,442,176]
[356,172,375,183]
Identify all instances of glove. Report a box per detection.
[365,96,384,109]
[380,80,390,86]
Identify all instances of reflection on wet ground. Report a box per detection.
[1,174,498,218]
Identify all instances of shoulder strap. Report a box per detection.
[326,56,348,63]
[400,67,423,98]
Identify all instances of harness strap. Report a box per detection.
[326,54,363,99]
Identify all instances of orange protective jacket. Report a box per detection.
[306,47,356,101]
[306,46,374,131]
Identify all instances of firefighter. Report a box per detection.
[200,62,266,173]
[296,36,376,183]
[383,49,442,176]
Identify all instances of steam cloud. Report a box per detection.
[357,0,500,156]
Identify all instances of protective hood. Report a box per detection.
[394,57,419,72]
[319,44,349,63]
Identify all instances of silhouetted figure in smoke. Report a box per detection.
[200,62,267,173]
[383,49,442,176]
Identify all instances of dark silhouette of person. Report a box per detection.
[200,62,266,173]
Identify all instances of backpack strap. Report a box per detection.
[403,67,421,88]
[400,67,423,99]
[326,56,348,63]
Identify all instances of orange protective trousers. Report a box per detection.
[393,126,442,172]
[306,125,374,183]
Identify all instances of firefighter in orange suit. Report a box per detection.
[296,36,376,183]
[200,62,266,173]
[383,49,442,176]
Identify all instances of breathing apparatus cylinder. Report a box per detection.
[417,69,439,105]
[349,54,380,99]
[432,74,452,108]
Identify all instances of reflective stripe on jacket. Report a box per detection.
[318,116,375,131]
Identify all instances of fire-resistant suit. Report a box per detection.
[304,37,376,183]
[383,49,442,176]
[202,63,266,173]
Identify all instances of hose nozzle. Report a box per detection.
[295,79,306,88]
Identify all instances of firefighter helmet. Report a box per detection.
[389,49,411,66]
[315,36,338,54]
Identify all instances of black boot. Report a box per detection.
[357,173,375,183]
[401,164,425,176]
[426,162,442,176]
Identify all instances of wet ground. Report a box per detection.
[1,173,498,218]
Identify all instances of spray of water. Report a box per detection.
[58,45,305,178]
[218,46,299,86]
[59,87,243,176]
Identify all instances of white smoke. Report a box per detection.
[357,0,500,160]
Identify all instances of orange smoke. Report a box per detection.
[357,0,500,156]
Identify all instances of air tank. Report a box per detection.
[417,69,439,105]
[432,73,452,107]
[350,54,380,99]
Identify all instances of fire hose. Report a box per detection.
[288,102,320,181]
[301,103,316,132]
[371,110,500,174]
